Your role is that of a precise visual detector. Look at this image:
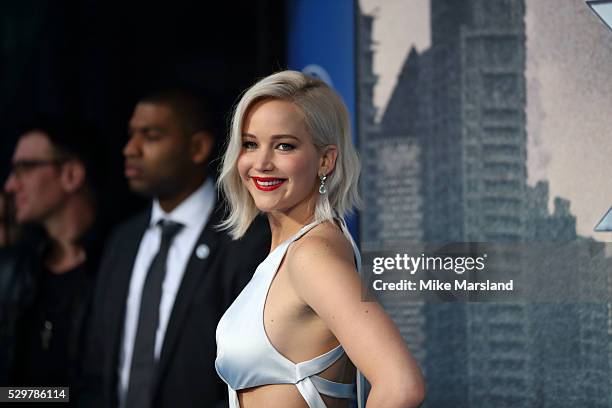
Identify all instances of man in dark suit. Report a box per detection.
[80,90,270,407]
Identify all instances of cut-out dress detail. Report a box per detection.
[215,219,362,408]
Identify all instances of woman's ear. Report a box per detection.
[190,131,214,165]
[60,160,87,193]
[319,145,338,176]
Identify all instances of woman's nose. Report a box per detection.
[253,148,274,172]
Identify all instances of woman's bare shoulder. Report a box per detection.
[286,221,357,282]
[290,221,353,262]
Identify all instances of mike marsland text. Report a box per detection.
[372,279,514,292]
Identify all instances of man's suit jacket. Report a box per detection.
[79,204,270,407]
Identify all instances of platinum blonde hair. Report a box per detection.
[218,70,361,239]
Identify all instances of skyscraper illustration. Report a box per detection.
[358,0,612,406]
[357,4,428,381]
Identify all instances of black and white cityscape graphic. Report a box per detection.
[357,1,612,406]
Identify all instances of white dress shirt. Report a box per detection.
[117,179,215,406]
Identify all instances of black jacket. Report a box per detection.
[79,204,270,408]
[0,227,103,387]
[0,242,35,385]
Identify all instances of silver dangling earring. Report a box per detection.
[318,174,327,195]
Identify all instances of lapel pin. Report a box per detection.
[196,244,210,259]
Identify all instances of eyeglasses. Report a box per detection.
[9,159,67,179]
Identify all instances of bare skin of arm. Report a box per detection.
[289,223,425,407]
[238,222,425,407]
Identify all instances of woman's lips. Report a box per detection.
[251,176,286,191]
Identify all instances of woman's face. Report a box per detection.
[237,98,322,217]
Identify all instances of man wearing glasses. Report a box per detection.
[0,117,104,392]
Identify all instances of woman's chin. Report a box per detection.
[252,201,280,214]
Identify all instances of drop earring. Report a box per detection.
[318,174,327,195]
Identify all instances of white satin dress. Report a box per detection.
[215,219,363,408]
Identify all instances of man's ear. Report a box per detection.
[319,145,338,176]
[60,160,87,193]
[190,131,214,165]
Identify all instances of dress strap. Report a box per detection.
[296,374,356,408]
[295,344,345,379]
[310,375,356,399]
[289,220,323,244]
[294,345,355,403]
[336,217,362,274]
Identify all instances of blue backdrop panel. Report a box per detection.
[286,0,359,241]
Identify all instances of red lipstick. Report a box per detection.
[251,176,286,191]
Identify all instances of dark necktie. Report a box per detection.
[125,219,184,407]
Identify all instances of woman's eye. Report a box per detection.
[277,143,295,151]
[242,141,257,149]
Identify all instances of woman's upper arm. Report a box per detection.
[287,236,425,400]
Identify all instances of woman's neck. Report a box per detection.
[265,188,321,251]
[267,210,316,252]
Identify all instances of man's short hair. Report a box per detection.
[17,115,103,192]
[139,88,222,178]
[139,89,216,139]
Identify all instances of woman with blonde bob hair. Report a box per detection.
[215,71,425,408]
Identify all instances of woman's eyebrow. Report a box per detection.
[241,132,299,141]
[271,134,300,141]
